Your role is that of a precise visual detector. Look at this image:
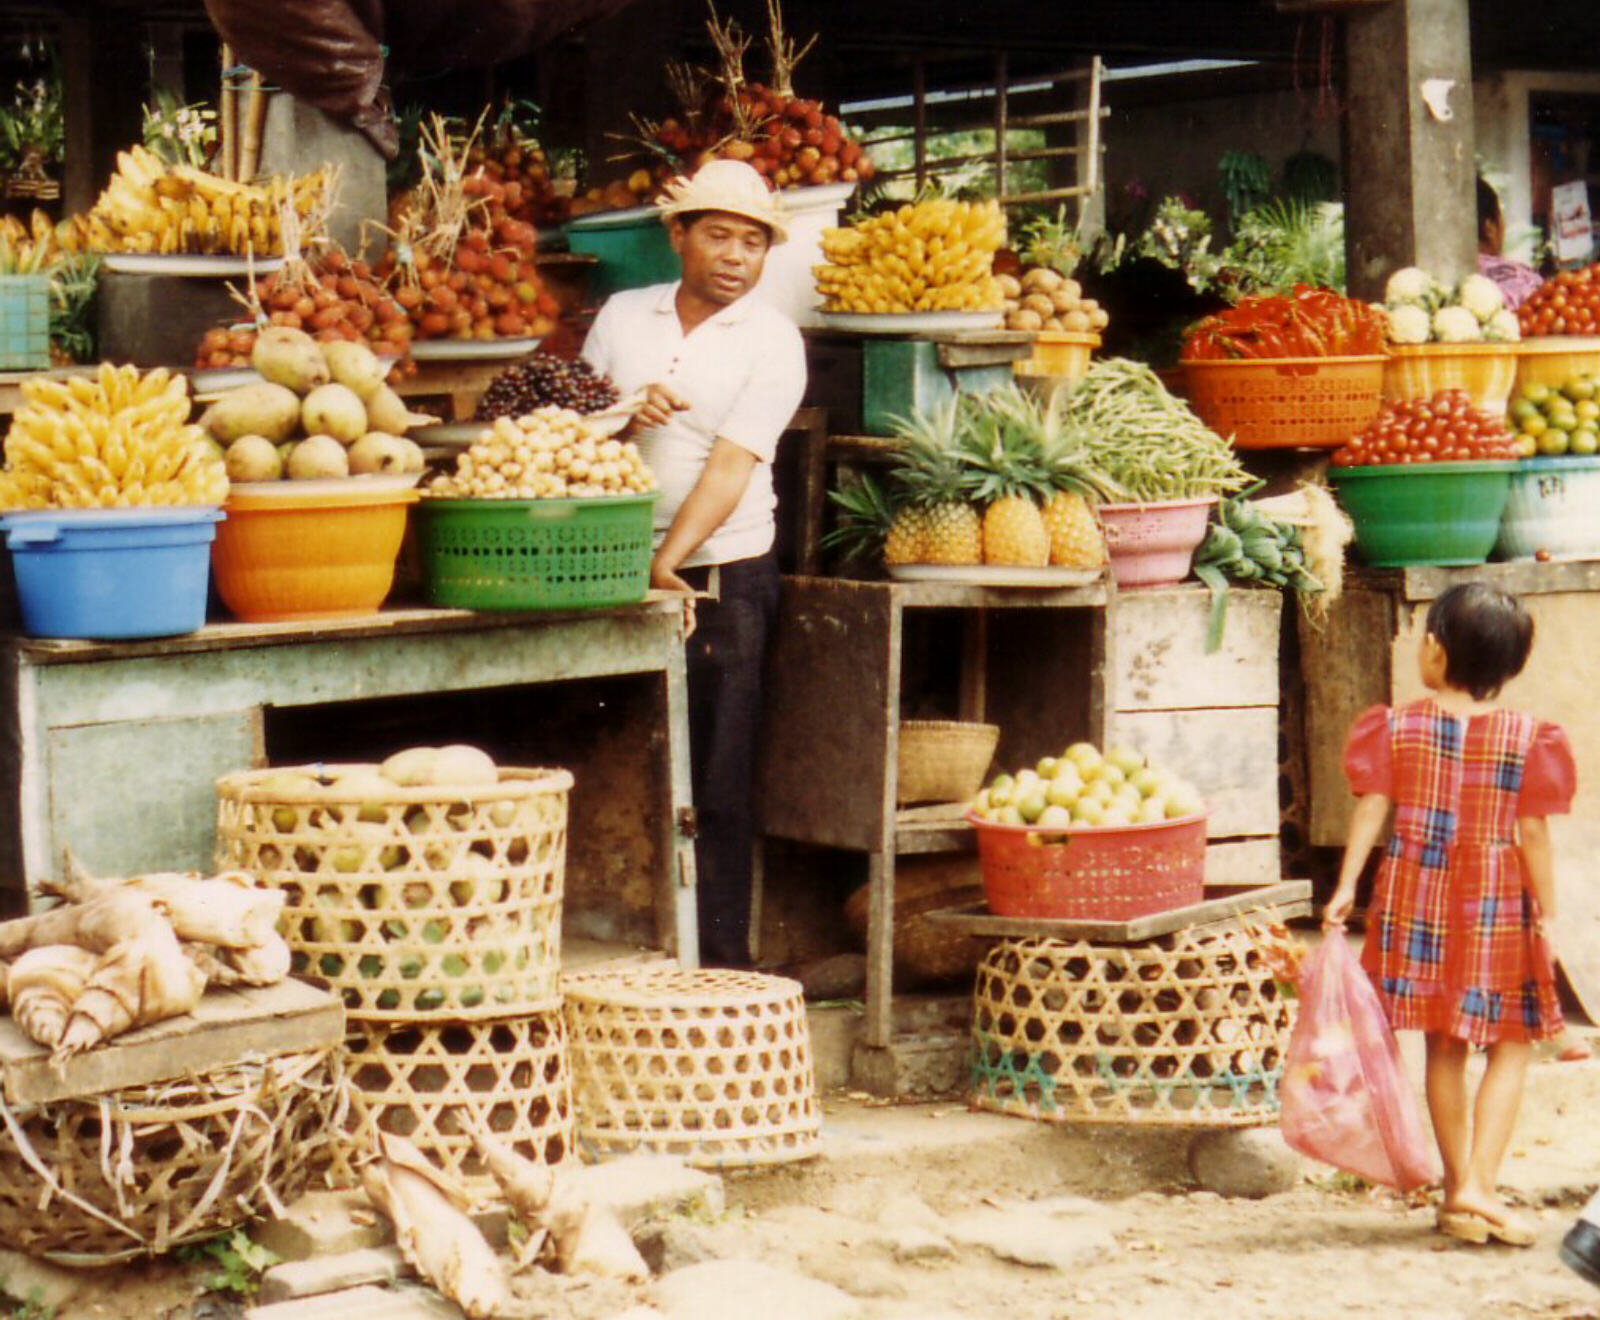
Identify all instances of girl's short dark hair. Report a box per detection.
[1425,582,1533,700]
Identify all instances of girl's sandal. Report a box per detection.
[1436,1208,1536,1247]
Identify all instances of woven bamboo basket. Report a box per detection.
[897,720,1000,806]
[330,1009,573,1195]
[970,925,1295,1126]
[215,765,572,1019]
[0,1048,343,1263]
[564,966,821,1170]
[843,854,989,987]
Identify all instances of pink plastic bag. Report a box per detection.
[1278,935,1440,1190]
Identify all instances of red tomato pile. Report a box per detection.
[1517,263,1600,337]
[1330,389,1518,467]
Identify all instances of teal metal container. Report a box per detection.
[0,274,51,370]
[861,339,1016,435]
[564,207,679,298]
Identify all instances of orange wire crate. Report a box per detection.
[1182,355,1386,449]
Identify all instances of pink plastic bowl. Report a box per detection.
[1098,496,1217,588]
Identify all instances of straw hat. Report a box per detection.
[655,159,790,244]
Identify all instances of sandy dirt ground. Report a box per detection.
[30,1032,1600,1320]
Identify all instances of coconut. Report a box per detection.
[287,434,350,479]
[348,432,411,475]
[365,383,440,435]
[203,381,303,443]
[381,746,440,787]
[252,326,331,395]
[302,383,369,446]
[430,745,499,787]
[225,434,284,482]
[323,341,388,399]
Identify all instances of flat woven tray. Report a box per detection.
[927,880,1312,945]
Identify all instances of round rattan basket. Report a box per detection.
[330,1009,574,1196]
[0,1048,343,1263]
[897,720,1000,806]
[970,926,1295,1126]
[563,966,821,1170]
[215,765,571,1019]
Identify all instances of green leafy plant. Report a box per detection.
[1218,150,1272,222]
[1134,196,1222,293]
[1220,199,1345,297]
[179,1227,281,1299]
[0,74,63,174]
[1281,150,1339,204]
[1016,203,1084,276]
[0,1286,55,1320]
[48,253,99,364]
[141,88,216,169]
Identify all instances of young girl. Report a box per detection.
[1324,582,1575,1247]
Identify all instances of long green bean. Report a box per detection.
[1062,359,1249,503]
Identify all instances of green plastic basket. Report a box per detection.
[1331,461,1515,567]
[417,495,657,610]
[0,274,51,370]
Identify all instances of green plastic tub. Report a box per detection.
[564,207,679,298]
[417,495,657,610]
[1331,461,1516,567]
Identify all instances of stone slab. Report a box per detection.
[245,1283,462,1320]
[258,1246,407,1304]
[256,1190,393,1263]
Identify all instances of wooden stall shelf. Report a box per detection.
[0,601,696,969]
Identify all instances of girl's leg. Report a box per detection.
[1424,1033,1472,1202]
[1465,1040,1532,1206]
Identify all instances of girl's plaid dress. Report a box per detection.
[1343,700,1576,1044]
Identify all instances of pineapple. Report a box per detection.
[956,398,1053,567]
[884,507,931,565]
[824,472,897,567]
[1042,490,1104,568]
[982,494,1050,566]
[886,400,982,565]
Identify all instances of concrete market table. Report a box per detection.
[0,598,698,960]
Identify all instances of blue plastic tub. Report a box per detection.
[1,507,225,639]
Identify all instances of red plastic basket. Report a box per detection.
[970,812,1207,920]
[1182,355,1385,449]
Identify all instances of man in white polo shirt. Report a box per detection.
[582,159,806,967]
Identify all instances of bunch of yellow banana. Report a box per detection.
[815,198,1008,314]
[0,210,82,274]
[85,145,329,257]
[0,364,228,510]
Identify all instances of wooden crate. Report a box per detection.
[1108,586,1283,886]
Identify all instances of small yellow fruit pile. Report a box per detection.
[83,145,328,257]
[0,365,227,510]
[815,199,1007,314]
[1001,268,1110,334]
[972,742,1205,830]
[427,408,657,500]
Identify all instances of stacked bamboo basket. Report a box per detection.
[969,924,1296,1126]
[216,764,578,1191]
[563,964,823,1170]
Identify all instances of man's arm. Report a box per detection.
[651,438,760,592]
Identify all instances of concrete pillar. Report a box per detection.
[1343,0,1477,300]
[257,93,387,258]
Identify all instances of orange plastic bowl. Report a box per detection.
[212,478,419,622]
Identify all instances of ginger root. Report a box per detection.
[362,1132,511,1320]
[8,945,98,1048]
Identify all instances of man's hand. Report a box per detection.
[651,555,697,638]
[628,383,690,435]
